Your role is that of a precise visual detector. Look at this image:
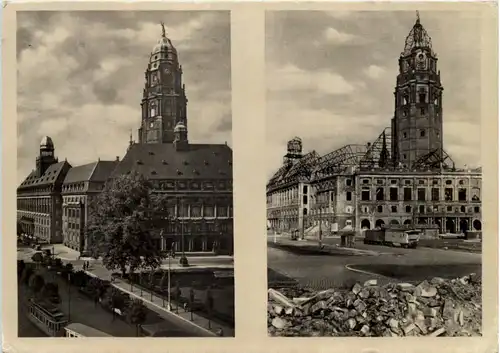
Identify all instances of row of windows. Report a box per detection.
[64,208,81,218]
[161,222,233,233]
[162,205,232,218]
[65,222,81,230]
[359,178,477,187]
[17,199,53,213]
[358,187,480,202]
[364,205,481,214]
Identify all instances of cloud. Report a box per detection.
[323,27,358,44]
[17,11,231,184]
[268,63,360,96]
[266,10,482,179]
[363,65,386,79]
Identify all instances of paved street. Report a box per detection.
[18,244,235,337]
[267,236,481,290]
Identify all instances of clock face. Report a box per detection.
[164,68,171,74]
[416,51,427,70]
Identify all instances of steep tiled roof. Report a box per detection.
[63,162,97,184]
[91,161,119,182]
[110,143,233,180]
[17,161,72,190]
[63,160,119,184]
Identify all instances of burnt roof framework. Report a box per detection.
[267,126,460,193]
[411,148,455,171]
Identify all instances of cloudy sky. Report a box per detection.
[17,11,231,184]
[266,10,482,178]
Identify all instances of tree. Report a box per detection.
[17,260,26,279]
[127,299,147,337]
[86,172,170,276]
[29,274,45,297]
[21,267,34,286]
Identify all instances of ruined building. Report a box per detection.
[266,14,482,238]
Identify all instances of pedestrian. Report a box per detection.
[183,302,188,312]
[216,328,223,336]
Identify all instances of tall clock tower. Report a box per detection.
[138,23,188,144]
[391,12,443,168]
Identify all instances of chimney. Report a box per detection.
[116,156,120,161]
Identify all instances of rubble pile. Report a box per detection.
[268,273,482,337]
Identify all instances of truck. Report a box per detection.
[363,227,421,248]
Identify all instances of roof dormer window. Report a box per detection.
[162,160,168,165]
[136,160,143,165]
[176,169,183,175]
[204,160,209,165]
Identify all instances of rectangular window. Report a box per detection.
[303,185,308,194]
[391,206,397,213]
[303,195,308,205]
[419,93,426,103]
[419,205,425,213]
[445,188,453,201]
[346,192,352,201]
[417,188,426,201]
[458,188,467,201]
[346,179,352,186]
[191,205,202,217]
[431,188,440,201]
[403,188,412,201]
[376,187,384,201]
[361,190,370,201]
[203,205,214,218]
[389,187,398,201]
[217,206,228,217]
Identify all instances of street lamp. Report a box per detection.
[67,272,71,322]
[178,199,189,267]
[167,251,171,311]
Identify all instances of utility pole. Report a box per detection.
[167,251,171,311]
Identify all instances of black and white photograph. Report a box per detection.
[266,10,484,337]
[16,11,234,338]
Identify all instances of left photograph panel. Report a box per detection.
[16,11,234,338]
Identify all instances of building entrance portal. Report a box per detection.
[360,219,371,230]
[446,218,456,234]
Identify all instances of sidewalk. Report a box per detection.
[84,269,235,337]
[268,237,382,256]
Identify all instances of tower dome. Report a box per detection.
[40,136,54,149]
[402,11,434,56]
[151,22,177,56]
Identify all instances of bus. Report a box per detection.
[64,323,112,337]
[27,299,67,337]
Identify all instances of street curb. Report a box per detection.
[344,264,393,280]
[268,241,381,257]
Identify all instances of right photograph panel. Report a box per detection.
[266,10,482,337]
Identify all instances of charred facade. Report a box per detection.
[266,14,482,238]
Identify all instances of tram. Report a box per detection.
[27,299,67,337]
[64,323,112,337]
